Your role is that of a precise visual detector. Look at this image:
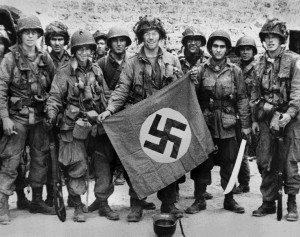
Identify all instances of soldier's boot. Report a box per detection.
[252,201,276,217]
[73,195,86,222]
[99,200,119,221]
[203,192,213,200]
[16,189,31,210]
[161,203,184,218]
[88,198,100,212]
[186,183,207,214]
[141,199,156,210]
[29,187,55,215]
[127,198,143,222]
[232,184,250,194]
[0,193,10,225]
[223,193,245,214]
[287,195,298,221]
[44,184,54,207]
[68,194,85,208]
[114,171,125,186]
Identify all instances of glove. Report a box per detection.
[278,113,291,127]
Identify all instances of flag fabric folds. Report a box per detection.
[103,74,214,199]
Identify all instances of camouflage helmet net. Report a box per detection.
[259,18,288,43]
[44,21,70,46]
[133,15,167,44]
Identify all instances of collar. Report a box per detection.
[138,46,163,62]
[206,57,230,72]
[70,56,93,75]
[265,47,285,63]
[50,49,70,61]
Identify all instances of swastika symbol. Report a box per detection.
[143,114,187,159]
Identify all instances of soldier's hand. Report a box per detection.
[278,113,291,127]
[97,110,112,123]
[189,67,198,84]
[241,127,252,142]
[252,122,260,135]
[2,117,16,136]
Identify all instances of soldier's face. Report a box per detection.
[143,29,160,51]
[240,46,254,61]
[50,36,65,54]
[21,29,39,47]
[265,34,281,52]
[186,37,202,54]
[0,42,5,57]
[75,46,91,63]
[111,37,127,54]
[211,39,227,60]
[96,39,106,54]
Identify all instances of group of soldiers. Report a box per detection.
[0,12,299,226]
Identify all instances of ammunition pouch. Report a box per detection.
[221,112,237,129]
[73,118,92,140]
[257,100,289,121]
[65,104,80,121]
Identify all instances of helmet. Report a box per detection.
[17,15,44,36]
[44,21,70,46]
[133,15,167,44]
[106,26,131,48]
[70,29,96,55]
[235,36,257,56]
[207,30,231,55]
[259,18,288,43]
[181,27,206,46]
[93,30,107,42]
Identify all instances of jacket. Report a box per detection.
[196,57,251,139]
[0,44,55,124]
[46,57,110,130]
[106,46,183,114]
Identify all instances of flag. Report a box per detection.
[103,74,214,199]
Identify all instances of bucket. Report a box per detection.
[153,213,177,237]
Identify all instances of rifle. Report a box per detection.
[49,130,66,222]
[272,113,284,221]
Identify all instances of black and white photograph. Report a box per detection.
[0,0,300,236]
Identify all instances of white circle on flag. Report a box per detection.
[139,108,192,163]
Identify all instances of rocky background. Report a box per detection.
[2,0,300,51]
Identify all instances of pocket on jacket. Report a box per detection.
[221,112,236,129]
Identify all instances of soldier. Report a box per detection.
[87,26,156,220]
[93,30,107,62]
[98,15,183,222]
[232,36,260,194]
[252,19,300,221]
[0,25,32,211]
[179,27,207,74]
[45,21,70,69]
[178,27,213,212]
[46,29,110,222]
[191,30,251,214]
[43,20,71,208]
[0,15,56,224]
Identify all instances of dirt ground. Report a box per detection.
[1,161,300,237]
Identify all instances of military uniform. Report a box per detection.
[0,25,56,222]
[197,57,251,187]
[106,45,183,220]
[46,58,109,196]
[253,49,300,208]
[252,19,300,221]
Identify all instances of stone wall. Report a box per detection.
[3,0,300,51]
